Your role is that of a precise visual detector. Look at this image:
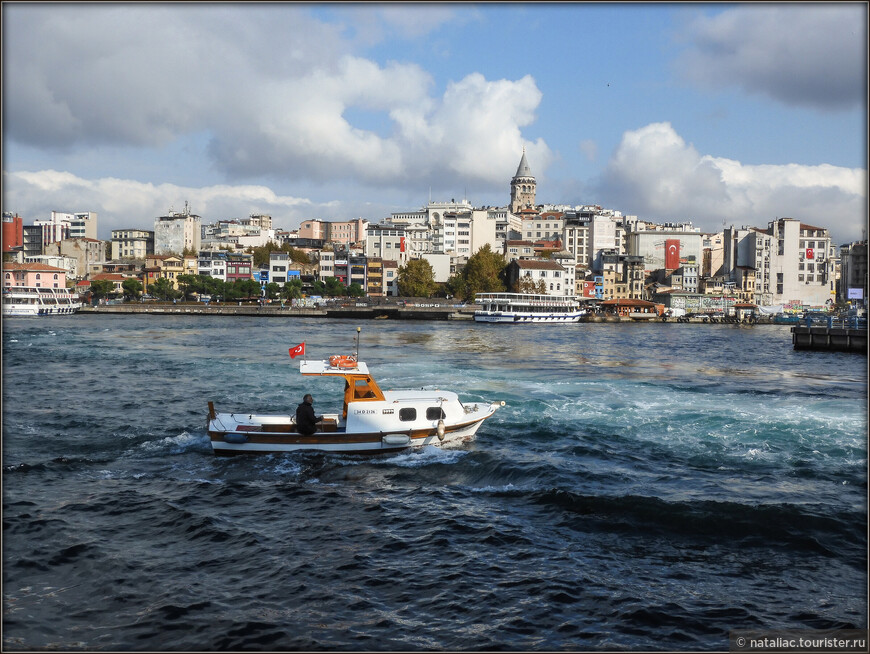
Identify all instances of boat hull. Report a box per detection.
[474,312,582,323]
[207,405,497,456]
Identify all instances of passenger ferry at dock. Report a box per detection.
[2,286,82,316]
[474,292,585,323]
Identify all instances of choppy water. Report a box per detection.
[2,315,867,650]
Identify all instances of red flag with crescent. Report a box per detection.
[289,343,305,359]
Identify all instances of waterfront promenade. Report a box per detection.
[79,301,475,321]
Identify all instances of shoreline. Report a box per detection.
[78,303,771,324]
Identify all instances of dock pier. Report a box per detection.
[791,316,867,353]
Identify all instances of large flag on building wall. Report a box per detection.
[665,239,680,270]
[289,343,305,358]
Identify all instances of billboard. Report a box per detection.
[847,287,864,300]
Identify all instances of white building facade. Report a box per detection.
[155,205,202,255]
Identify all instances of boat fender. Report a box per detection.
[436,420,446,441]
[382,433,411,447]
[223,432,249,444]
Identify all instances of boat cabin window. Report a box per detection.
[353,379,377,399]
[426,407,445,420]
[399,408,416,422]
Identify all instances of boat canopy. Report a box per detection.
[300,358,385,418]
[300,359,370,376]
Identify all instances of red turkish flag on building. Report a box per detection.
[806,248,814,259]
[665,239,680,270]
[288,343,305,359]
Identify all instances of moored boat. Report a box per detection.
[2,286,82,316]
[474,292,584,323]
[206,338,504,456]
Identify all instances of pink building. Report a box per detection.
[3,262,69,288]
[299,220,327,241]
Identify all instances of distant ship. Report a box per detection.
[2,286,82,316]
[473,292,584,323]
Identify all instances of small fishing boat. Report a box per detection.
[206,331,504,456]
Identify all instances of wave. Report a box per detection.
[523,488,866,562]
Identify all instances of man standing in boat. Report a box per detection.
[296,394,323,435]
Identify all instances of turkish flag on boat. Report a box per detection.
[289,343,305,358]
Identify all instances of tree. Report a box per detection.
[514,274,547,294]
[247,241,312,268]
[324,276,346,297]
[225,278,261,301]
[346,282,365,297]
[264,282,281,300]
[150,277,178,301]
[281,278,303,300]
[397,258,436,297]
[90,279,115,300]
[447,244,506,301]
[176,274,203,300]
[122,278,143,300]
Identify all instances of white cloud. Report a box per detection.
[2,170,325,238]
[676,5,867,110]
[597,123,867,243]
[3,4,547,193]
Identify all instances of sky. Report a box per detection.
[2,2,867,245]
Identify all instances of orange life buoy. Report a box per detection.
[329,355,357,369]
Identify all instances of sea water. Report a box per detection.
[2,315,867,650]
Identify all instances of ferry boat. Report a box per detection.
[2,286,82,316]
[474,292,584,323]
[206,336,504,456]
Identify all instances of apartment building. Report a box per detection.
[112,229,154,260]
[506,259,573,297]
[2,212,23,252]
[154,204,201,255]
[839,240,867,304]
[722,218,835,307]
[43,237,105,279]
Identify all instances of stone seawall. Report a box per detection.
[79,304,475,321]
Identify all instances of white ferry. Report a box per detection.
[207,336,504,456]
[2,286,82,316]
[474,292,584,323]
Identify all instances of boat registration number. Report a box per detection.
[353,409,376,415]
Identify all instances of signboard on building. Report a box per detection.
[847,287,864,300]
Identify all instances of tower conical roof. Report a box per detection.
[514,149,533,179]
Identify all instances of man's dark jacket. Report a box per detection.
[296,401,320,435]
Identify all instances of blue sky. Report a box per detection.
[2,2,867,244]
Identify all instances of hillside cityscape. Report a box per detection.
[3,152,868,314]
